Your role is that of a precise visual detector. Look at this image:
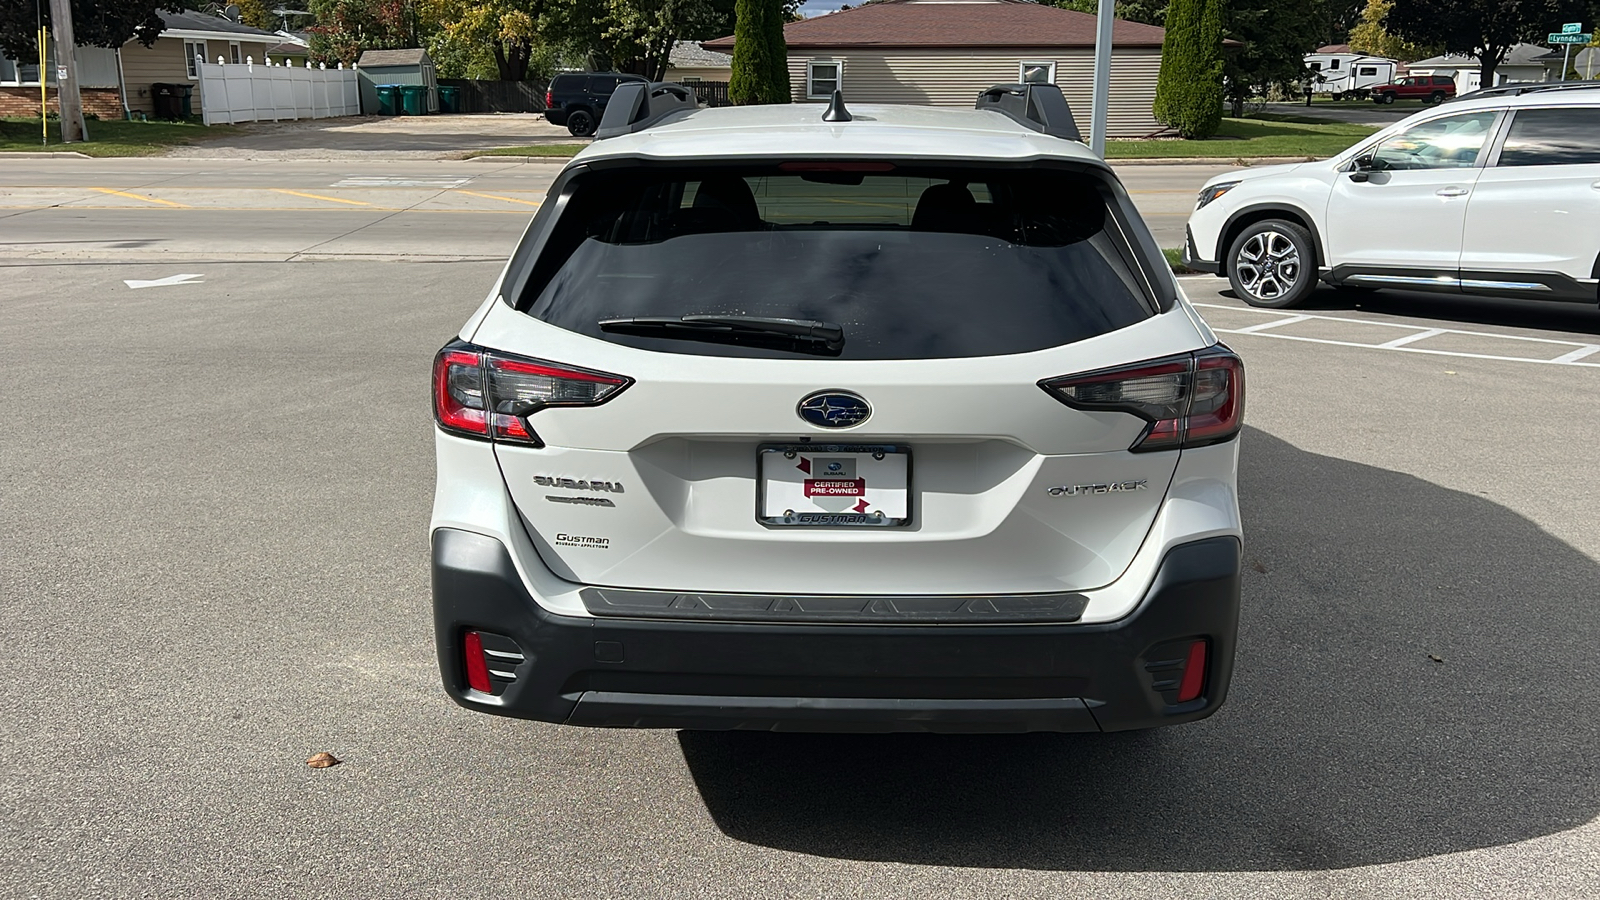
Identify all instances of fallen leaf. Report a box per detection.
[1250,560,1268,574]
[306,752,341,769]
[1428,655,1444,664]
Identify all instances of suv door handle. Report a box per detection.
[1436,187,1470,197]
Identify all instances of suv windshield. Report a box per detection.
[517,165,1159,360]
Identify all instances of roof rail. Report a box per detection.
[595,82,700,139]
[975,83,1082,142]
[1448,80,1600,103]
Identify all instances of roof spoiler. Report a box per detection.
[975,84,1082,142]
[595,82,700,139]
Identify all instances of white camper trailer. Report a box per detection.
[1304,53,1398,99]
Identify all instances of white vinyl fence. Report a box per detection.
[198,57,361,125]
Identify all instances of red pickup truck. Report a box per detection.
[1370,75,1457,104]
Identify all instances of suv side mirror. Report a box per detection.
[1349,154,1377,183]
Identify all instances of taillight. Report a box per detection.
[1040,345,1243,452]
[545,90,553,108]
[432,341,630,446]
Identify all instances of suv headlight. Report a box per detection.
[1196,181,1241,210]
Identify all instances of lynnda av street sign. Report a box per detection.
[1549,32,1591,43]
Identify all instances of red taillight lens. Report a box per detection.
[1040,345,1243,452]
[463,631,492,693]
[433,342,631,445]
[545,90,553,108]
[1177,639,1208,702]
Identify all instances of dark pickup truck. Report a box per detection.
[543,72,650,136]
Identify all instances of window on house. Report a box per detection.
[2,53,49,85]
[807,61,840,99]
[680,75,701,84]
[229,42,242,65]
[184,40,204,78]
[1019,61,1056,84]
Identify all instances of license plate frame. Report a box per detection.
[757,443,911,528]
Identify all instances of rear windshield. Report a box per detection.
[517,165,1158,360]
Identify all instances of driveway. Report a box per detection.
[1262,101,1418,127]
[165,113,584,160]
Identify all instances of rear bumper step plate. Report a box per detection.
[581,586,1089,624]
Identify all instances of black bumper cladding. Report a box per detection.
[432,529,1241,733]
[1183,226,1221,275]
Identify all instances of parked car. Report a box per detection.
[543,72,649,136]
[432,82,1246,734]
[1183,83,1600,308]
[1369,74,1457,104]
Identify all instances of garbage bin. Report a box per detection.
[399,84,427,115]
[437,85,461,114]
[376,84,400,116]
[174,83,193,118]
[151,82,181,120]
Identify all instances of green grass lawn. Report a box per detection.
[468,143,592,158]
[1104,114,1377,160]
[0,117,237,156]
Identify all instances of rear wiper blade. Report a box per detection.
[597,315,846,355]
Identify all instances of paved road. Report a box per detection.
[4,160,1600,899]
[1262,101,1417,127]
[0,157,1231,258]
[163,113,585,159]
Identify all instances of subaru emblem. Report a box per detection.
[798,390,871,429]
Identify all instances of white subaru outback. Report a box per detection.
[430,83,1245,733]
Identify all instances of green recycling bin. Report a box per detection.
[376,84,400,116]
[437,85,461,114]
[399,84,427,115]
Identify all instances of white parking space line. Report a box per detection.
[1230,315,1311,334]
[1193,303,1600,368]
[1376,328,1447,348]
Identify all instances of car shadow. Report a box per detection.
[1217,284,1600,337]
[676,427,1600,871]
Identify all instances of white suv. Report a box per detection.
[1185,84,1600,308]
[431,83,1245,733]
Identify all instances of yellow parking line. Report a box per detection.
[455,190,543,207]
[91,188,188,208]
[271,189,371,206]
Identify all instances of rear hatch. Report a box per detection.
[457,161,1223,596]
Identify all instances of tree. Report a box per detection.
[233,0,279,31]
[1222,0,1322,115]
[1348,0,1437,59]
[305,0,419,67]
[1388,0,1588,85]
[729,0,787,103]
[1049,0,1168,26]
[1152,0,1224,138]
[422,0,548,79]
[0,0,164,60]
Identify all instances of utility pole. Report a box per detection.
[1089,0,1114,157]
[46,0,86,142]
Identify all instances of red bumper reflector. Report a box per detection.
[463,631,493,693]
[1177,639,1208,703]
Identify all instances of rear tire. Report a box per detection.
[566,109,596,136]
[1429,91,1445,104]
[1381,92,1397,104]
[1332,92,1344,101]
[1226,220,1318,309]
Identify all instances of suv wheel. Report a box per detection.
[566,109,596,137]
[1381,92,1397,104]
[1428,91,1445,104]
[1227,220,1316,309]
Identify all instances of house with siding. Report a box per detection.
[664,41,734,84]
[0,11,279,119]
[702,0,1168,138]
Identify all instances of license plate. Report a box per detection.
[758,444,910,527]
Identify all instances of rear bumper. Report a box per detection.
[543,108,568,125]
[432,528,1241,733]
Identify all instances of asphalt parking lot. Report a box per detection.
[4,157,1600,898]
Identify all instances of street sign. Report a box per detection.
[1562,22,1582,34]
[1549,32,1591,43]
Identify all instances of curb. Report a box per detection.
[2,150,93,159]
[1109,156,1318,166]
[464,154,576,163]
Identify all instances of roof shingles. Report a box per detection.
[704,0,1165,50]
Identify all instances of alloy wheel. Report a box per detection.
[1234,231,1301,302]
